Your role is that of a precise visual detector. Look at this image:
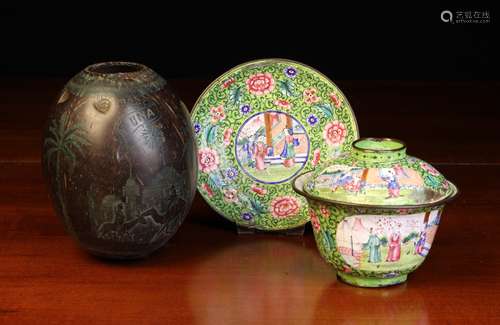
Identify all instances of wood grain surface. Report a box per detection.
[0,79,499,324]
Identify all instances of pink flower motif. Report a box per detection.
[251,184,267,196]
[320,205,330,218]
[246,73,275,96]
[329,93,343,108]
[303,88,320,105]
[223,188,239,203]
[420,162,440,176]
[270,196,300,219]
[312,149,321,166]
[323,121,347,146]
[210,105,225,123]
[273,99,292,110]
[310,209,321,232]
[201,183,214,198]
[221,78,235,89]
[198,148,220,173]
[442,179,450,190]
[223,128,233,146]
[343,265,352,273]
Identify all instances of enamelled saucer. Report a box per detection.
[191,58,359,230]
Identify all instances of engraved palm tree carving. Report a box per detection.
[44,110,90,232]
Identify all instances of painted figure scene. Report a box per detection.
[313,165,428,205]
[336,210,441,271]
[236,111,309,184]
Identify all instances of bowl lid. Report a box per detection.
[300,138,458,208]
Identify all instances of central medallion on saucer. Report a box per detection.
[235,111,310,185]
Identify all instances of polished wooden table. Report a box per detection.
[1,79,499,324]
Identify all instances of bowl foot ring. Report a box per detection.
[337,272,408,287]
[236,225,305,236]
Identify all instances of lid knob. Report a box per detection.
[352,138,406,163]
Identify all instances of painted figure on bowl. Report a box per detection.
[316,165,424,206]
[379,168,401,198]
[386,231,401,262]
[336,211,441,271]
[331,168,367,194]
[415,230,427,256]
[367,228,382,263]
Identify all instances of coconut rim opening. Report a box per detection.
[292,171,459,210]
[85,61,146,75]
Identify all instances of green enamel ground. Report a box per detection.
[244,164,303,183]
[354,139,404,151]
